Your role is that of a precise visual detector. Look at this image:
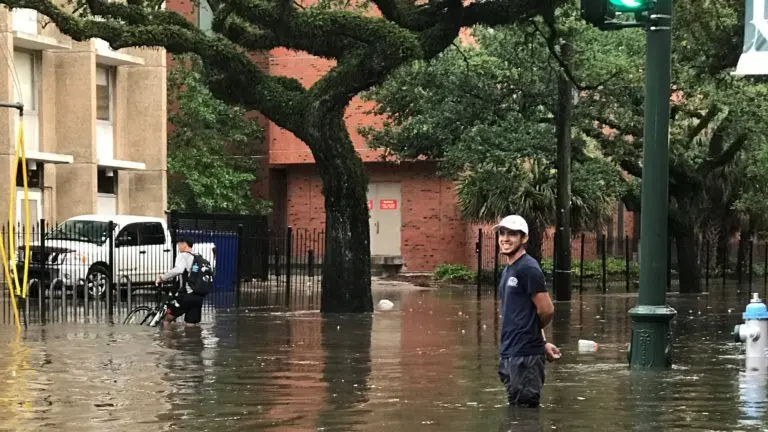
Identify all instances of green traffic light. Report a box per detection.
[608,0,651,12]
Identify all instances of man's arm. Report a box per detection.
[157,253,191,283]
[528,267,554,329]
[532,292,554,329]
[528,266,561,361]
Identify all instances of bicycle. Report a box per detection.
[123,284,177,326]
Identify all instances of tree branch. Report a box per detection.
[686,105,718,143]
[531,17,621,91]
[462,0,555,28]
[4,0,307,129]
[697,133,747,175]
[227,0,419,60]
[619,159,642,178]
[217,17,280,51]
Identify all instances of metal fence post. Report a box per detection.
[601,234,607,293]
[476,228,482,298]
[749,237,755,291]
[107,220,114,321]
[308,249,315,277]
[579,233,585,294]
[705,239,710,290]
[285,227,293,307]
[493,231,500,297]
[274,245,281,277]
[625,234,630,293]
[235,224,244,309]
[723,242,728,289]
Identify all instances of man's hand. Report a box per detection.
[155,274,163,287]
[545,343,561,362]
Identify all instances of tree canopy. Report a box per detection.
[167,54,271,215]
[360,16,635,258]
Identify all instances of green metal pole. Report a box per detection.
[628,0,677,369]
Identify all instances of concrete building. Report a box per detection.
[0,7,167,225]
[169,0,637,273]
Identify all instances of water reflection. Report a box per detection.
[1,287,768,430]
[740,356,768,427]
[316,315,372,430]
[496,406,540,432]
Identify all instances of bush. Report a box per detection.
[433,263,475,283]
[540,257,639,279]
[438,258,641,287]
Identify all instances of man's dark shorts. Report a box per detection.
[498,355,546,407]
[166,293,204,324]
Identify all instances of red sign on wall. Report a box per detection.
[367,200,373,210]
[379,199,398,210]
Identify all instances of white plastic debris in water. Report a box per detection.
[377,299,394,311]
[578,339,599,352]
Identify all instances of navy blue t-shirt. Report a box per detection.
[498,253,547,358]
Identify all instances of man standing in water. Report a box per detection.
[494,215,561,407]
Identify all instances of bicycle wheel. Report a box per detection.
[123,306,156,325]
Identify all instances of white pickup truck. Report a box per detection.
[16,214,216,298]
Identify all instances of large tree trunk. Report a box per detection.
[672,222,701,294]
[309,108,373,313]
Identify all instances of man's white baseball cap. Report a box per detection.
[492,215,529,235]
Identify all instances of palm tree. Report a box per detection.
[457,157,617,261]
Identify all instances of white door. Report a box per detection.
[97,193,117,216]
[367,183,402,256]
[15,187,42,244]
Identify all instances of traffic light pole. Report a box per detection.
[627,0,677,369]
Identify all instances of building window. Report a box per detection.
[13,50,38,113]
[97,168,117,194]
[198,0,213,33]
[96,66,113,121]
[15,161,43,189]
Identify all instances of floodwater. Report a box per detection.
[0,285,765,431]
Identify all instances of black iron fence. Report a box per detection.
[0,220,325,325]
[474,229,768,295]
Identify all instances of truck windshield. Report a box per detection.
[46,220,113,245]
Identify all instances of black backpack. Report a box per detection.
[183,253,214,296]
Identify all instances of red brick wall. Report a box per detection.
[267,52,385,164]
[282,162,467,272]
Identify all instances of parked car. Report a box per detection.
[15,214,216,298]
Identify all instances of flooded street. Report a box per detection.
[0,285,764,431]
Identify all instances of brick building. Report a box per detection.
[168,0,637,272]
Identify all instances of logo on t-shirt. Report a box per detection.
[507,276,518,287]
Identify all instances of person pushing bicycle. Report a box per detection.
[155,235,205,327]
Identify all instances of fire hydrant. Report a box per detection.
[733,293,768,359]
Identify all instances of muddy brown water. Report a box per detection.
[0,286,765,431]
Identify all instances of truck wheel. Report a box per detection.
[86,265,112,299]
